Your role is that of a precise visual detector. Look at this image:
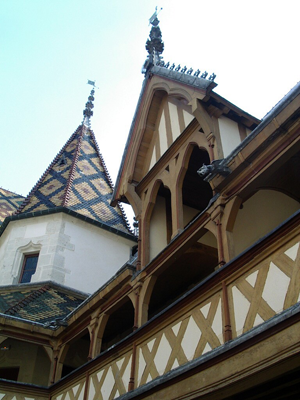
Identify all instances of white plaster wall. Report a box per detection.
[62,214,135,293]
[218,116,241,157]
[183,109,194,127]
[149,196,167,261]
[246,128,252,136]
[158,110,168,156]
[149,144,157,171]
[183,204,199,227]
[0,215,54,286]
[233,190,299,256]
[169,102,180,141]
[0,213,136,293]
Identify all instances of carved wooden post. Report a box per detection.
[50,348,60,384]
[87,312,101,361]
[211,204,226,267]
[222,281,232,342]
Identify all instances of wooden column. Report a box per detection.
[222,281,232,341]
[211,204,226,267]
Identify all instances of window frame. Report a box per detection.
[19,253,39,283]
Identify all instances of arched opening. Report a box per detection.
[149,182,172,261]
[226,147,300,258]
[181,146,213,227]
[233,189,299,256]
[148,229,218,320]
[0,338,51,385]
[101,298,134,352]
[61,329,90,378]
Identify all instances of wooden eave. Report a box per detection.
[206,91,261,128]
[208,91,300,196]
[0,316,57,346]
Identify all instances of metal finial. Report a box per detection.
[142,8,164,75]
[146,11,164,57]
[82,81,96,128]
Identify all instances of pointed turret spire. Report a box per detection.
[16,85,132,234]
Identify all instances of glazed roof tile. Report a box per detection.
[0,283,86,324]
[16,125,131,233]
[0,188,24,225]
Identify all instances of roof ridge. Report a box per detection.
[88,129,133,232]
[4,284,50,316]
[16,126,83,214]
[88,129,114,189]
[62,124,86,206]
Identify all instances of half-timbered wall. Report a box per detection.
[147,96,194,174]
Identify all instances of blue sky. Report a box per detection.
[1,0,299,220]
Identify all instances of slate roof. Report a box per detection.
[0,188,25,226]
[0,282,87,324]
[16,124,131,234]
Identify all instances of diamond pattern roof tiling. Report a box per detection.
[16,125,131,233]
[0,284,87,324]
[0,188,25,225]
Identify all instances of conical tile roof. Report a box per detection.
[0,188,25,225]
[17,125,131,233]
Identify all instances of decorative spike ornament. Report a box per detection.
[142,8,164,74]
[82,89,95,128]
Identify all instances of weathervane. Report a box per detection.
[149,6,162,26]
[82,80,97,128]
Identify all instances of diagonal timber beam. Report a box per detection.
[190,98,214,137]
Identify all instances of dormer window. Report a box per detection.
[19,254,39,283]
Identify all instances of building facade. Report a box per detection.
[0,14,299,400]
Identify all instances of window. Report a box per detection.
[0,367,19,381]
[20,254,39,283]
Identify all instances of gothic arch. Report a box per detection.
[59,328,90,379]
[101,297,134,352]
[177,144,213,228]
[147,181,172,263]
